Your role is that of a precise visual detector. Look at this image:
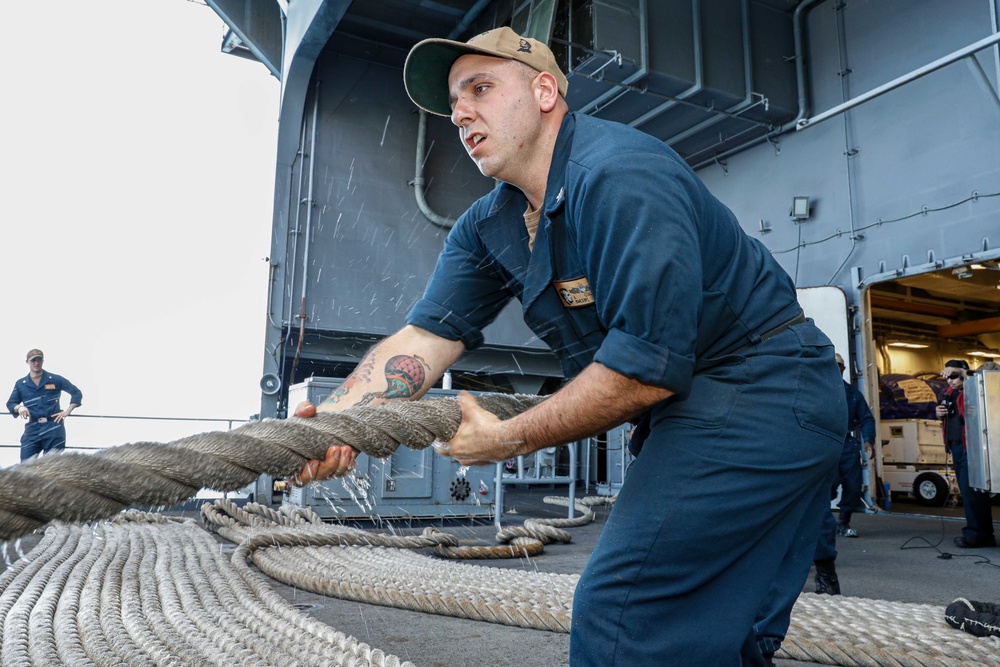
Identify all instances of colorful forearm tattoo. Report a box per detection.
[321,354,428,407]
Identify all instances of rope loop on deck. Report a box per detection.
[200,499,1000,665]
[201,498,588,633]
[6,500,1000,665]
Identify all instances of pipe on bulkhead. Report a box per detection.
[964,54,1000,113]
[991,0,1000,87]
[278,100,312,397]
[795,30,1000,129]
[414,109,456,229]
[290,79,320,382]
[410,0,493,229]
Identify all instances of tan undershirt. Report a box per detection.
[524,203,541,252]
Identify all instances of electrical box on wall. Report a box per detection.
[284,378,497,519]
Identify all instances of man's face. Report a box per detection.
[448,54,542,183]
[27,357,43,372]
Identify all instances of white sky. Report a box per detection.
[1,0,279,464]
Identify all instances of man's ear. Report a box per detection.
[534,71,561,112]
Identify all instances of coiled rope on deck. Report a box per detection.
[0,393,545,542]
[0,513,414,666]
[202,500,1000,666]
[780,595,1000,667]
[201,497,594,632]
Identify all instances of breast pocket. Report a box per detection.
[525,287,606,376]
[561,291,607,370]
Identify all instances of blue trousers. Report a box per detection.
[813,506,839,562]
[570,321,844,666]
[812,441,863,562]
[950,444,995,542]
[834,441,864,519]
[20,421,67,460]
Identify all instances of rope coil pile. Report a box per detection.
[201,497,596,632]
[0,513,413,666]
[2,498,999,665]
[782,595,1000,667]
[203,501,1000,666]
[0,393,545,542]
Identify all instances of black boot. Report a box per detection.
[814,558,841,595]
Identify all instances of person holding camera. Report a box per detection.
[936,359,995,548]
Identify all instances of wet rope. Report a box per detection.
[201,497,598,632]
[0,513,414,666]
[201,500,1000,665]
[0,393,545,542]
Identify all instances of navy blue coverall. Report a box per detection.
[408,112,846,666]
[753,378,874,656]
[6,372,83,460]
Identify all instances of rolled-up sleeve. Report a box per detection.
[60,376,83,407]
[595,328,695,391]
[6,384,21,417]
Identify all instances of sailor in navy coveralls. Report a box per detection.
[6,349,83,461]
[290,27,847,667]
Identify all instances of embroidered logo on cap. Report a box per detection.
[517,39,532,53]
[553,277,594,308]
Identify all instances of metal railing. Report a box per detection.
[1,411,249,459]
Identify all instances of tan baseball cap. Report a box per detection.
[404,26,569,117]
[834,353,844,366]
[26,348,43,361]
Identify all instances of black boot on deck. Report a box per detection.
[814,558,841,595]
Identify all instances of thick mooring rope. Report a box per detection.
[781,595,1000,667]
[0,393,545,542]
[202,500,1000,666]
[0,513,413,666]
[201,498,593,632]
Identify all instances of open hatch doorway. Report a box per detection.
[860,254,1000,516]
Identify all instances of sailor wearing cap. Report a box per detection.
[6,349,83,460]
[294,26,845,666]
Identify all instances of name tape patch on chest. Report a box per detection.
[553,277,595,308]
[44,384,56,390]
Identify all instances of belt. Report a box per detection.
[731,311,806,355]
[30,417,50,424]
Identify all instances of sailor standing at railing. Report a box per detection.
[6,348,83,461]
